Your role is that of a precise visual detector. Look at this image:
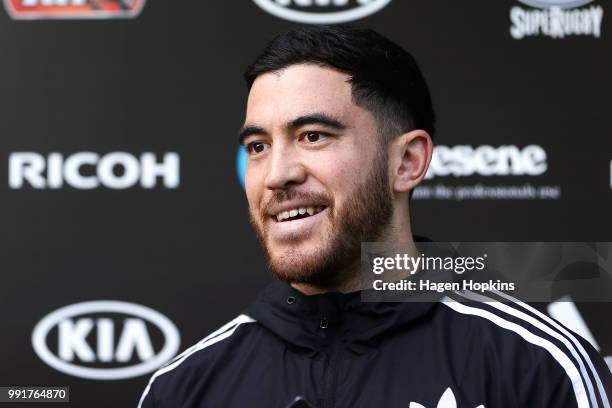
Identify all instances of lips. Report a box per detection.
[266,204,329,242]
[262,194,331,241]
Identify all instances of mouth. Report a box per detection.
[271,205,327,223]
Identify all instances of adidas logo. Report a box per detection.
[409,387,485,408]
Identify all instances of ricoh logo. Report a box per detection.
[510,0,604,40]
[425,145,548,179]
[3,0,146,20]
[251,0,392,24]
[9,152,180,190]
[31,301,180,380]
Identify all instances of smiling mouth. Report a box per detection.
[272,206,327,223]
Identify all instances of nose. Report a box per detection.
[264,142,307,190]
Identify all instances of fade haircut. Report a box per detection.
[244,25,435,144]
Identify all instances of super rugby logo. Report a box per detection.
[252,0,392,24]
[510,0,604,39]
[32,301,180,380]
[4,0,146,20]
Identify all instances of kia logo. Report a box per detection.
[32,301,180,380]
[252,0,392,24]
[516,0,593,8]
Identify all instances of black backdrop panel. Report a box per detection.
[0,1,609,406]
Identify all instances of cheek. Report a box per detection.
[318,151,369,203]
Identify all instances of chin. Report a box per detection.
[267,244,334,285]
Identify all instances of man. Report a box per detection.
[139,26,611,408]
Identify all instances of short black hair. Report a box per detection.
[244,25,435,144]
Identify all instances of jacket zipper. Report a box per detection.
[321,318,340,408]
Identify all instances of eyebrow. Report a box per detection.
[238,125,267,146]
[238,112,348,146]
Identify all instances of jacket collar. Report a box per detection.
[245,277,444,355]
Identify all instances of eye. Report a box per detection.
[245,141,270,155]
[301,131,328,143]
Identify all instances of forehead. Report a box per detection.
[245,64,361,127]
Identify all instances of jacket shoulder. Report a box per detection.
[438,290,611,408]
[137,314,258,408]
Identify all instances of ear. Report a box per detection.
[389,129,433,194]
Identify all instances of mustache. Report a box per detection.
[261,189,333,217]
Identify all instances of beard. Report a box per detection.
[248,148,394,290]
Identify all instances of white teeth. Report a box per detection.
[275,206,326,221]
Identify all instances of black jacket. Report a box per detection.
[138,279,611,407]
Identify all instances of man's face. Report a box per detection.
[241,64,393,288]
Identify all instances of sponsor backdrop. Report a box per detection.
[0,0,610,406]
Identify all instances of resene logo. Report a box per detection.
[4,0,146,20]
[516,0,593,8]
[425,145,547,179]
[415,145,560,201]
[252,0,392,24]
[32,300,180,380]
